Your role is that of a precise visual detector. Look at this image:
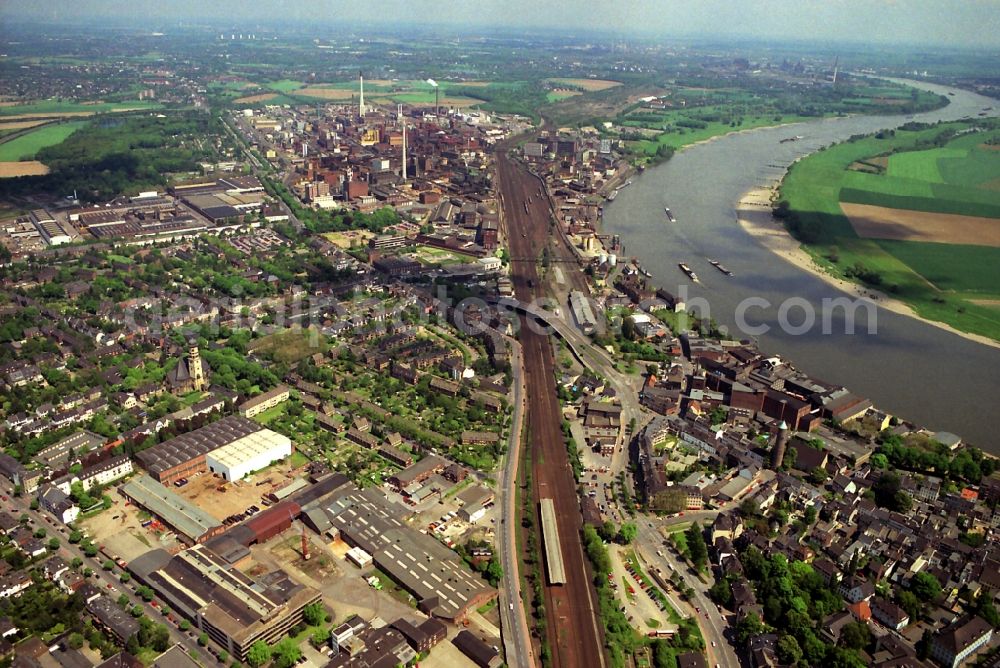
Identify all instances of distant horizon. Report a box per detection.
[2,17,998,57]
[2,0,1000,50]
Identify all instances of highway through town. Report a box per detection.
[496,334,537,668]
[497,145,606,668]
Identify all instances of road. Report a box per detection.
[496,334,536,668]
[497,146,606,668]
[630,471,774,667]
[2,488,213,663]
[222,115,305,233]
[633,515,739,668]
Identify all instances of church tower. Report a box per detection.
[188,342,206,391]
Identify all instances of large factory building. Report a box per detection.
[135,415,291,484]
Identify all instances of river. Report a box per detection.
[603,80,1000,451]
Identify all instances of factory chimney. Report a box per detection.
[359,71,366,118]
[400,105,408,181]
[770,421,790,470]
[426,78,439,116]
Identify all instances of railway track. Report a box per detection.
[496,148,606,668]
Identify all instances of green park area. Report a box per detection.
[0,112,222,203]
[0,122,89,161]
[776,118,1000,341]
[625,106,816,158]
[618,81,946,165]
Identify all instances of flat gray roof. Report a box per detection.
[540,498,566,585]
[135,415,263,476]
[324,485,494,619]
[120,475,221,542]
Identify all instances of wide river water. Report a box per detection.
[603,80,1000,451]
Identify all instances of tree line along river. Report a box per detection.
[603,79,1000,451]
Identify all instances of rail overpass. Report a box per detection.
[484,295,594,368]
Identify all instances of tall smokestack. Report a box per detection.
[301,525,310,561]
[770,421,789,470]
[359,71,366,118]
[400,105,408,181]
[426,78,439,116]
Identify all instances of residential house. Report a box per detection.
[930,616,992,668]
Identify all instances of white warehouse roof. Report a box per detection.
[205,429,291,479]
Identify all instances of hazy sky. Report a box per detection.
[3,0,1000,48]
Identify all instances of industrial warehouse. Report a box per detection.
[134,415,291,484]
[307,483,496,622]
[128,544,322,662]
[119,474,223,544]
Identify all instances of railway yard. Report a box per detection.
[498,146,607,668]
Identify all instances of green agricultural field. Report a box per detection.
[777,118,1000,341]
[886,147,965,182]
[837,134,1000,218]
[839,181,1000,218]
[266,79,307,93]
[0,121,88,161]
[546,91,581,102]
[875,240,1000,294]
[286,78,540,117]
[779,120,1000,241]
[0,100,161,116]
[387,92,483,106]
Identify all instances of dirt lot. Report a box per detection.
[421,638,478,668]
[80,500,182,562]
[547,77,622,91]
[254,532,420,623]
[849,156,889,173]
[174,462,302,521]
[0,120,48,130]
[234,93,279,104]
[970,299,1000,308]
[0,161,49,177]
[322,229,374,249]
[841,201,1000,247]
[0,108,149,121]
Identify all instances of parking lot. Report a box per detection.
[609,546,677,636]
[173,461,301,521]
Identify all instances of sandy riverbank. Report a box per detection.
[735,184,1000,351]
